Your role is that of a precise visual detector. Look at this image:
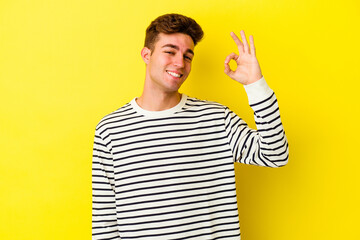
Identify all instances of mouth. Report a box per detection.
[166,70,183,78]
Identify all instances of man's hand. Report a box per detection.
[224,30,263,85]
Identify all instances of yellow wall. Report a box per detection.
[1,0,359,239]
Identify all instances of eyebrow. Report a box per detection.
[161,44,194,55]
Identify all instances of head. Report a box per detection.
[141,14,204,94]
[144,13,204,52]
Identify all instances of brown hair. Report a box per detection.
[144,13,204,51]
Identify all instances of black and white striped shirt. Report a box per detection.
[92,78,289,240]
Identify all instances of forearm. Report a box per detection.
[226,77,289,167]
[244,77,289,167]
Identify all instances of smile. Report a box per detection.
[166,70,183,78]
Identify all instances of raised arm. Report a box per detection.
[225,86,289,167]
[224,30,289,167]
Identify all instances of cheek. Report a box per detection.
[152,53,168,65]
[161,57,173,68]
[186,63,192,73]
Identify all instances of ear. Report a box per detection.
[141,47,151,64]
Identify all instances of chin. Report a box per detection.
[165,80,185,91]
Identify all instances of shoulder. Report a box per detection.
[95,102,136,132]
[184,95,228,111]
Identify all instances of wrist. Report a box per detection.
[244,74,263,85]
[243,76,273,104]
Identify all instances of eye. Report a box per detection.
[184,55,192,61]
[165,51,175,55]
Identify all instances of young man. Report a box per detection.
[92,14,288,240]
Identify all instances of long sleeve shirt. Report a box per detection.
[92,77,289,239]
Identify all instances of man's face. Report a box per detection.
[143,33,195,94]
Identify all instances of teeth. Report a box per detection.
[167,71,181,78]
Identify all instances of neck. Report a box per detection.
[136,90,182,111]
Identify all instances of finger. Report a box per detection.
[240,30,249,54]
[224,53,238,77]
[230,32,244,53]
[224,52,238,64]
[249,35,256,55]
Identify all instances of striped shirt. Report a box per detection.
[92,78,289,240]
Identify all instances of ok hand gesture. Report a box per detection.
[224,30,263,85]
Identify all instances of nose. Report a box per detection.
[173,54,185,68]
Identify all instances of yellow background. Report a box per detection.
[1,0,359,239]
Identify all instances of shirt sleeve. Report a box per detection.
[92,129,121,239]
[224,77,289,167]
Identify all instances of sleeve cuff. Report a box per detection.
[243,76,273,104]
